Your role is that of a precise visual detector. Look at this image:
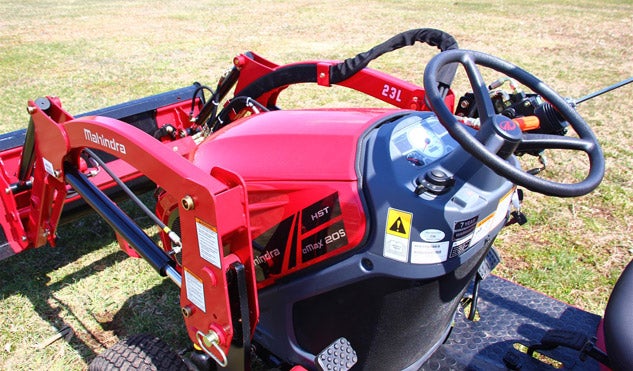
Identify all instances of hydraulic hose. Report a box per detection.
[64,162,179,284]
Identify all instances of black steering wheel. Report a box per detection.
[423,50,605,197]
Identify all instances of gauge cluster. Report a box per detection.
[390,113,457,168]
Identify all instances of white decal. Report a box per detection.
[472,191,513,246]
[184,269,206,313]
[411,241,450,264]
[420,229,445,242]
[42,158,56,177]
[493,190,514,228]
[383,234,409,262]
[196,219,221,269]
[471,213,495,246]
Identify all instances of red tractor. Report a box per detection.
[0,28,630,370]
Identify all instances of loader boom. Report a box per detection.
[0,93,259,364]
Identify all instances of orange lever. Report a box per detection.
[513,116,540,131]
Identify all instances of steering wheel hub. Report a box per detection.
[493,115,522,141]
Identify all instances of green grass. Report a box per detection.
[0,205,188,370]
[1,0,633,369]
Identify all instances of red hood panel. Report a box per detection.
[192,109,393,181]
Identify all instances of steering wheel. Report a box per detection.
[423,50,605,197]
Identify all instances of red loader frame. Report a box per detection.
[0,29,461,368]
[1,95,260,365]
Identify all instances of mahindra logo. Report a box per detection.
[254,248,281,266]
[499,120,517,132]
[83,128,127,154]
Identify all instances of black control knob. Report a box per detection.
[415,169,454,195]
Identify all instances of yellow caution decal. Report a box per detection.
[386,208,412,239]
[383,208,413,262]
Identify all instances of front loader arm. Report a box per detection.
[9,96,259,365]
[198,28,458,130]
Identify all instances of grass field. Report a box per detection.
[1,0,632,369]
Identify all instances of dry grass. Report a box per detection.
[1,0,632,369]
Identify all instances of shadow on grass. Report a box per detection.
[0,202,186,366]
[98,279,188,349]
[0,217,121,361]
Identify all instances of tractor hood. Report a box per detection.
[191,108,394,181]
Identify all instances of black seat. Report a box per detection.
[604,259,633,370]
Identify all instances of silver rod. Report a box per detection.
[574,77,633,105]
[165,265,182,288]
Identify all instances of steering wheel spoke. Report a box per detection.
[519,133,596,153]
[461,53,497,124]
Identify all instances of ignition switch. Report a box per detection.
[415,169,454,195]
